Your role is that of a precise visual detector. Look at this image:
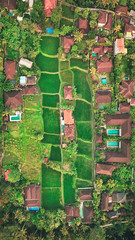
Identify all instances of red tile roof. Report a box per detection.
[83,207,94,223]
[27,76,37,85]
[106,114,132,138]
[97,36,106,43]
[130,98,135,105]
[106,140,131,163]
[97,58,112,73]
[104,13,112,30]
[5,170,11,181]
[95,91,111,103]
[96,163,116,176]
[22,85,39,95]
[65,206,80,222]
[119,102,130,113]
[119,80,134,98]
[122,16,130,24]
[4,91,23,109]
[98,11,107,24]
[64,86,73,100]
[64,110,74,125]
[44,0,57,17]
[76,17,89,34]
[64,124,75,139]
[101,193,113,211]
[24,184,41,208]
[79,189,93,201]
[5,60,16,80]
[124,23,135,35]
[3,0,16,10]
[95,134,102,143]
[115,5,128,14]
[115,38,125,53]
[92,45,104,56]
[61,36,74,53]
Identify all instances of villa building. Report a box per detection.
[97,56,112,73]
[114,38,127,55]
[44,0,57,17]
[5,60,16,80]
[96,163,116,176]
[64,86,73,100]
[4,91,23,109]
[124,23,135,39]
[61,36,74,53]
[95,90,111,104]
[76,17,89,34]
[119,80,134,98]
[65,205,80,223]
[24,184,41,211]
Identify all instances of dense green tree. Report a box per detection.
[17,0,28,15]
[8,169,21,183]
[51,6,62,28]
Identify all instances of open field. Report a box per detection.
[40,37,59,55]
[63,174,75,205]
[42,134,60,145]
[42,94,59,108]
[42,187,62,209]
[60,61,70,71]
[73,69,91,102]
[50,146,61,162]
[61,18,73,26]
[74,100,91,121]
[60,70,73,85]
[42,165,61,187]
[23,95,42,110]
[43,108,60,134]
[76,122,92,141]
[62,5,74,19]
[77,139,92,158]
[71,59,89,70]
[38,73,60,93]
[76,156,93,181]
[36,53,58,72]
[76,179,92,188]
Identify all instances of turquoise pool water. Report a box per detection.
[10,114,21,121]
[107,129,119,135]
[125,77,129,80]
[80,206,83,218]
[46,28,54,33]
[29,207,39,211]
[107,141,119,147]
[102,77,107,84]
[99,105,105,110]
[92,53,97,57]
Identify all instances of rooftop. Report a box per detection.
[64,86,73,100]
[119,102,131,113]
[96,163,116,176]
[79,189,93,201]
[64,110,74,125]
[44,0,57,17]
[4,91,23,109]
[5,60,16,80]
[95,90,111,104]
[61,36,74,53]
[24,184,41,208]
[119,80,134,98]
[97,58,112,73]
[64,124,75,139]
[115,5,128,14]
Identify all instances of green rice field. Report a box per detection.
[76,122,92,141]
[42,94,59,108]
[36,53,58,72]
[42,165,61,187]
[63,174,75,205]
[76,156,93,181]
[42,187,62,209]
[42,134,60,145]
[42,108,60,134]
[62,5,74,19]
[38,73,60,93]
[50,146,61,162]
[40,36,59,55]
[74,100,91,121]
[71,58,89,70]
[77,139,92,158]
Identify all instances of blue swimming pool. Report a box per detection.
[46,28,54,34]
[107,129,119,135]
[99,105,105,110]
[80,205,83,218]
[28,207,39,211]
[92,53,97,57]
[102,77,107,84]
[107,141,119,147]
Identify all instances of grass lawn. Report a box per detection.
[61,18,73,27]
[70,58,89,70]
[76,156,93,181]
[62,5,74,19]
[36,53,58,72]
[76,179,92,188]
[42,187,62,209]
[63,174,75,205]
[76,122,92,142]
[60,61,70,71]
[74,100,91,122]
[38,73,60,93]
[60,70,73,85]
[42,134,60,145]
[40,36,59,55]
[50,146,61,162]
[23,95,42,110]
[77,139,92,158]
[43,108,60,134]
[42,94,59,108]
[42,165,61,187]
[72,69,92,102]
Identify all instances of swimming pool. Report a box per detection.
[92,53,97,57]
[46,28,54,34]
[28,207,39,211]
[102,77,107,84]
[80,205,83,218]
[107,129,119,135]
[107,141,119,147]
[99,105,105,110]
[10,112,21,121]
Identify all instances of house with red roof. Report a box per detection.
[4,91,23,109]
[79,189,93,201]
[129,98,135,106]
[98,11,112,30]
[65,205,80,223]
[22,85,40,95]
[119,80,134,98]
[44,0,57,17]
[83,207,94,224]
[95,134,102,143]
[64,124,75,140]
[115,5,128,15]
[97,56,112,73]
[124,23,135,39]
[119,102,131,113]
[24,184,41,210]
[92,46,112,59]
[101,192,127,211]
[76,17,89,34]
[106,114,132,138]
[114,38,127,55]
[96,163,116,176]
[5,60,16,80]
[1,0,16,11]
[64,86,73,100]
[95,90,111,104]
[104,13,112,30]
[64,110,74,125]
[106,140,131,163]
[61,36,74,53]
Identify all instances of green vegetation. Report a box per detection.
[36,53,58,72]
[42,188,62,209]
[71,58,89,70]
[38,73,60,93]
[73,69,92,102]
[74,100,91,121]
[40,37,59,55]
[42,94,59,108]
[62,5,74,19]
[42,165,61,187]
[60,61,70,71]
[42,134,60,145]
[77,139,92,158]
[63,174,75,205]
[43,108,60,134]
[61,18,73,27]
[76,122,92,141]
[60,70,73,85]
[76,156,93,181]
[50,146,61,162]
